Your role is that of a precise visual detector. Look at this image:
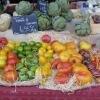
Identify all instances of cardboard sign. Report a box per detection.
[38,0,48,14]
[12,14,38,34]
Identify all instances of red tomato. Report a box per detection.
[7,51,17,59]
[57,62,72,74]
[55,73,70,84]
[0,46,2,50]
[0,37,8,45]
[51,59,61,69]
[7,58,19,65]
[4,70,18,83]
[42,35,51,43]
[4,64,16,72]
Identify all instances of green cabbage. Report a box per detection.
[48,2,61,17]
[38,15,51,31]
[75,21,91,36]
[56,0,70,12]
[62,10,74,22]
[52,16,66,31]
[15,1,33,15]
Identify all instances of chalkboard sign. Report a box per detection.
[12,14,38,34]
[38,0,48,14]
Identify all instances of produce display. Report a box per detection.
[0,0,100,93]
[0,34,100,92]
[13,0,70,31]
[0,0,94,35]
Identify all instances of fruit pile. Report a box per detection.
[0,37,19,82]
[15,41,42,81]
[0,35,100,87]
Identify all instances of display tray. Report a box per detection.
[0,30,100,94]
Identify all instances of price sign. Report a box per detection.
[38,0,48,14]
[12,14,38,34]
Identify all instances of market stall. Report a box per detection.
[0,0,100,99]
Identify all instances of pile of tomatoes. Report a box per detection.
[0,37,19,82]
[0,35,100,86]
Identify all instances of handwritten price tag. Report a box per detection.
[38,0,48,14]
[12,14,38,34]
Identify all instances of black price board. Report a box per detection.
[12,14,38,34]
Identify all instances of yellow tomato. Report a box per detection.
[7,43,15,49]
[7,41,15,49]
[47,45,52,50]
[79,41,92,50]
[59,51,70,62]
[41,67,48,77]
[0,60,6,68]
[41,66,52,77]
[0,56,7,60]
[42,42,49,48]
[39,47,46,56]
[76,70,93,85]
[44,52,53,58]
[39,56,47,65]
[3,46,11,53]
[44,62,51,68]
[0,50,7,56]
[52,41,66,53]
[48,50,54,54]
[64,42,77,49]
[72,63,88,73]
[66,48,78,55]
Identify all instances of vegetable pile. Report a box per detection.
[0,35,100,89]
